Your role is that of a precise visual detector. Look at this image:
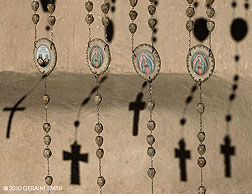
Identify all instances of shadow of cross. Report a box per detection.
[3,95,26,138]
[63,141,88,185]
[129,92,146,136]
[175,139,191,181]
[221,136,235,178]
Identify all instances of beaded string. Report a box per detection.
[84,0,111,193]
[185,0,195,54]
[206,0,216,50]
[129,1,158,194]
[31,0,56,191]
[185,0,215,193]
[147,1,158,194]
[196,81,207,193]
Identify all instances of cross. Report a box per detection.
[129,92,146,136]
[221,135,235,177]
[63,141,88,185]
[3,96,26,138]
[175,139,191,181]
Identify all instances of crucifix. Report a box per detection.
[175,139,191,181]
[129,92,146,136]
[3,95,26,138]
[63,141,88,184]
[221,136,235,177]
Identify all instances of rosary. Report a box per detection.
[85,0,111,193]
[185,0,215,193]
[129,0,161,194]
[31,0,57,191]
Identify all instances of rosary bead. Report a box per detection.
[147,134,155,146]
[102,16,110,28]
[198,185,207,194]
[129,0,138,7]
[95,136,103,147]
[147,168,156,178]
[85,14,94,25]
[44,135,52,145]
[206,7,215,18]
[85,1,93,12]
[147,147,156,157]
[45,175,53,185]
[94,123,103,134]
[197,144,206,155]
[206,0,215,5]
[207,21,215,32]
[186,7,195,18]
[43,123,51,133]
[101,3,110,14]
[148,18,157,29]
[42,94,50,105]
[31,1,39,11]
[47,16,56,26]
[129,23,137,33]
[47,3,55,13]
[43,148,52,159]
[147,100,155,111]
[148,5,156,15]
[97,176,106,187]
[129,10,138,21]
[96,148,104,159]
[186,20,194,32]
[197,103,205,114]
[197,132,206,142]
[95,94,102,105]
[147,120,156,131]
[197,157,206,168]
[187,0,194,4]
[32,14,40,25]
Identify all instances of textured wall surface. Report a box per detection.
[0,0,252,194]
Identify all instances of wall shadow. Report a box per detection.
[3,77,43,139]
[129,81,147,136]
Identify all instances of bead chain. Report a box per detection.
[129,1,137,53]
[185,0,195,54]
[85,1,111,193]
[148,81,156,194]
[206,1,216,50]
[129,1,158,194]
[43,76,53,193]
[94,74,105,194]
[197,81,207,193]
[31,0,56,190]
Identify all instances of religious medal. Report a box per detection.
[31,0,57,189]
[185,0,216,193]
[129,0,161,194]
[85,0,111,193]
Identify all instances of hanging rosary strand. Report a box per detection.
[31,0,57,192]
[129,1,160,194]
[85,1,111,193]
[185,1,215,194]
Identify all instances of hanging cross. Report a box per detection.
[63,141,88,185]
[129,92,146,136]
[221,135,235,177]
[175,139,191,181]
[3,96,26,138]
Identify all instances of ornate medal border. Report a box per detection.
[132,44,161,81]
[33,38,57,76]
[86,38,111,75]
[186,44,215,82]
